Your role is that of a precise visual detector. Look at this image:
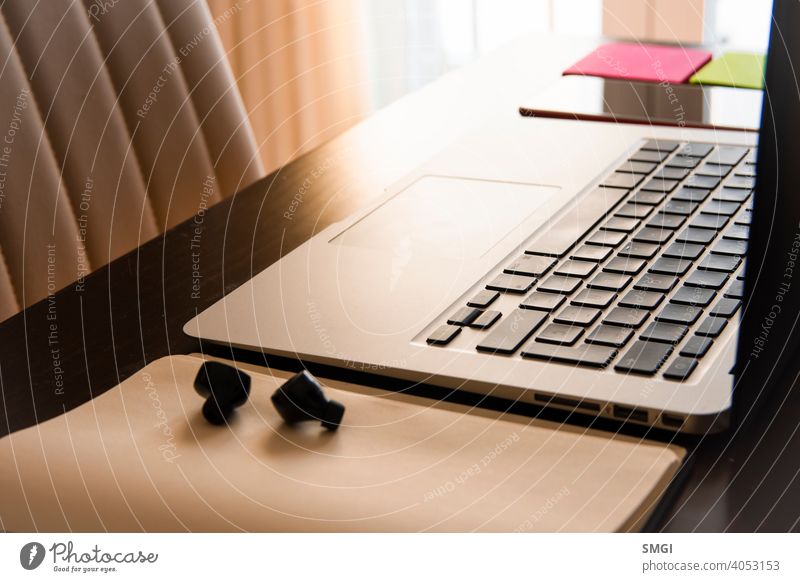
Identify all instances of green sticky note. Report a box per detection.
[690,51,765,90]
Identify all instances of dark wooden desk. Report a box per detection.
[1,34,798,532]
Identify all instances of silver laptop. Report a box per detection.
[185,114,756,434]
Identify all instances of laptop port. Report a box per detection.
[535,394,601,412]
[613,405,648,423]
[661,413,685,428]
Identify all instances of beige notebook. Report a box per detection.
[0,355,684,532]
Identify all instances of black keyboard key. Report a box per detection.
[735,211,755,228]
[663,242,704,260]
[680,336,714,358]
[618,241,659,259]
[536,323,584,346]
[603,172,643,189]
[448,307,482,326]
[647,213,686,230]
[684,175,721,190]
[702,201,741,216]
[666,155,701,169]
[708,146,748,165]
[586,230,627,247]
[654,167,690,181]
[724,280,745,299]
[602,217,641,233]
[712,239,747,257]
[732,211,752,227]
[487,273,536,293]
[726,175,756,190]
[656,304,703,325]
[735,211,754,229]
[587,273,632,292]
[710,298,741,318]
[586,325,634,348]
[739,165,756,180]
[476,309,548,354]
[714,187,751,203]
[685,270,728,290]
[698,254,741,273]
[427,325,461,345]
[469,310,502,329]
[641,178,679,193]
[619,289,664,310]
[615,203,653,219]
[728,174,756,190]
[642,139,679,152]
[467,289,499,309]
[640,322,688,344]
[634,273,678,293]
[615,341,673,374]
[740,150,758,164]
[604,307,650,328]
[571,245,613,262]
[520,292,565,312]
[603,257,646,275]
[505,255,556,277]
[662,200,698,216]
[617,160,657,174]
[521,342,617,368]
[629,191,666,205]
[691,214,729,230]
[571,289,617,309]
[670,286,716,307]
[630,149,669,163]
[633,227,672,244]
[677,227,717,245]
[525,186,629,257]
[695,316,728,337]
[537,275,582,295]
[672,187,711,203]
[723,224,750,241]
[554,259,597,278]
[678,143,714,158]
[554,306,601,327]
[650,257,692,276]
[663,357,698,381]
[697,163,732,178]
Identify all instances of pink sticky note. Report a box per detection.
[564,42,712,84]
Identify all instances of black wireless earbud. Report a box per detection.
[193,361,251,425]
[271,370,345,431]
[193,363,345,431]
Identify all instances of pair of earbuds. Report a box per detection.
[193,361,345,431]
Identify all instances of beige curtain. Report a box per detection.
[207,0,369,173]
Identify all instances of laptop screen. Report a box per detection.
[735,0,800,423]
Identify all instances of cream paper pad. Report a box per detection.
[0,355,684,532]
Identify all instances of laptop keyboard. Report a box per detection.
[425,139,753,381]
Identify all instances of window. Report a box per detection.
[360,0,602,109]
[359,0,771,112]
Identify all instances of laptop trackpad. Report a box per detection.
[330,175,559,259]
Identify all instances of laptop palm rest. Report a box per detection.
[330,175,559,260]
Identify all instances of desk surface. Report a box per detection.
[1,33,798,532]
